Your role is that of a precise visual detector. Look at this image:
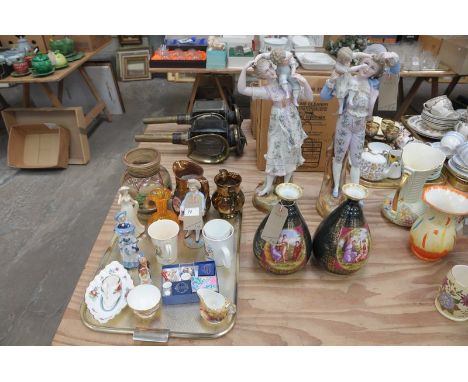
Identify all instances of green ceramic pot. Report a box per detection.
[49,37,75,56]
[32,53,53,74]
[54,51,67,67]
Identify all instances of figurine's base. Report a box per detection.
[184,235,205,249]
[252,182,280,214]
[316,191,346,218]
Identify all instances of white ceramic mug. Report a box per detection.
[148,219,179,264]
[202,219,234,268]
[435,265,468,322]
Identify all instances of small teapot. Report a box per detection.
[360,150,400,182]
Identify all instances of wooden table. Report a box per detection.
[0,45,111,129]
[52,120,468,346]
[150,65,461,118]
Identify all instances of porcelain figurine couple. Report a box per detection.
[322,44,400,198]
[238,48,313,200]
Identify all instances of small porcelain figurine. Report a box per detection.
[114,211,143,269]
[320,44,400,198]
[179,178,205,247]
[254,48,301,106]
[138,257,152,285]
[118,186,145,237]
[330,47,371,115]
[238,52,313,199]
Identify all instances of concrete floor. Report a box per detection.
[0,75,466,345]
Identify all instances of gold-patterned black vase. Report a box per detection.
[312,183,371,275]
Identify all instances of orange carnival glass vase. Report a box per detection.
[147,187,179,225]
[410,186,468,261]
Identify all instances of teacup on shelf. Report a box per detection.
[381,119,400,143]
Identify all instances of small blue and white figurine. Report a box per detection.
[114,210,143,269]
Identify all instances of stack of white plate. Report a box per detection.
[448,143,468,180]
[421,95,460,131]
[421,109,459,130]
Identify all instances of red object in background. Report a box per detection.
[24,55,33,68]
[151,50,206,61]
[13,61,29,74]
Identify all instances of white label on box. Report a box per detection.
[184,207,200,217]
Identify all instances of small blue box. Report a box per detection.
[161,260,218,305]
[206,48,227,69]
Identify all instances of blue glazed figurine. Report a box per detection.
[114,211,143,269]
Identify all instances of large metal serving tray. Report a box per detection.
[80,212,241,343]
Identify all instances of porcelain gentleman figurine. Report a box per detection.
[114,211,143,269]
[320,44,400,198]
[179,178,205,246]
[118,186,144,237]
[238,52,314,200]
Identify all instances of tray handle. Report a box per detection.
[133,328,170,343]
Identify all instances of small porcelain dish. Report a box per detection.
[85,261,134,324]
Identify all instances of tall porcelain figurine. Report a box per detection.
[320,44,400,198]
[237,50,314,203]
[118,186,145,237]
[114,211,143,269]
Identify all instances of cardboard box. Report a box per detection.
[44,35,111,52]
[438,38,468,75]
[8,124,70,169]
[2,107,90,165]
[255,76,337,172]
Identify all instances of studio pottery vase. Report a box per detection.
[253,183,312,275]
[313,183,371,275]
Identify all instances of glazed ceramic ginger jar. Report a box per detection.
[410,186,468,261]
[253,183,312,275]
[313,184,371,275]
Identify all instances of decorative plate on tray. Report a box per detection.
[85,260,134,324]
[406,115,447,139]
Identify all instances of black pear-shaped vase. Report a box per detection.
[253,183,312,275]
[312,183,371,275]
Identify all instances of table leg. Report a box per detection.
[444,75,462,97]
[39,83,62,107]
[23,83,31,107]
[431,77,439,98]
[398,77,404,107]
[78,67,112,124]
[214,76,229,107]
[394,77,424,120]
[186,74,202,113]
[57,80,64,103]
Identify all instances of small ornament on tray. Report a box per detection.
[138,257,152,285]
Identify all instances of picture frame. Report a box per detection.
[118,35,143,46]
[117,49,151,81]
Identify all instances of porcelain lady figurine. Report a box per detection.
[320,44,400,198]
[118,186,145,237]
[179,178,205,247]
[114,211,143,269]
[237,53,313,198]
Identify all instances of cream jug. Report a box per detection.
[381,142,446,227]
